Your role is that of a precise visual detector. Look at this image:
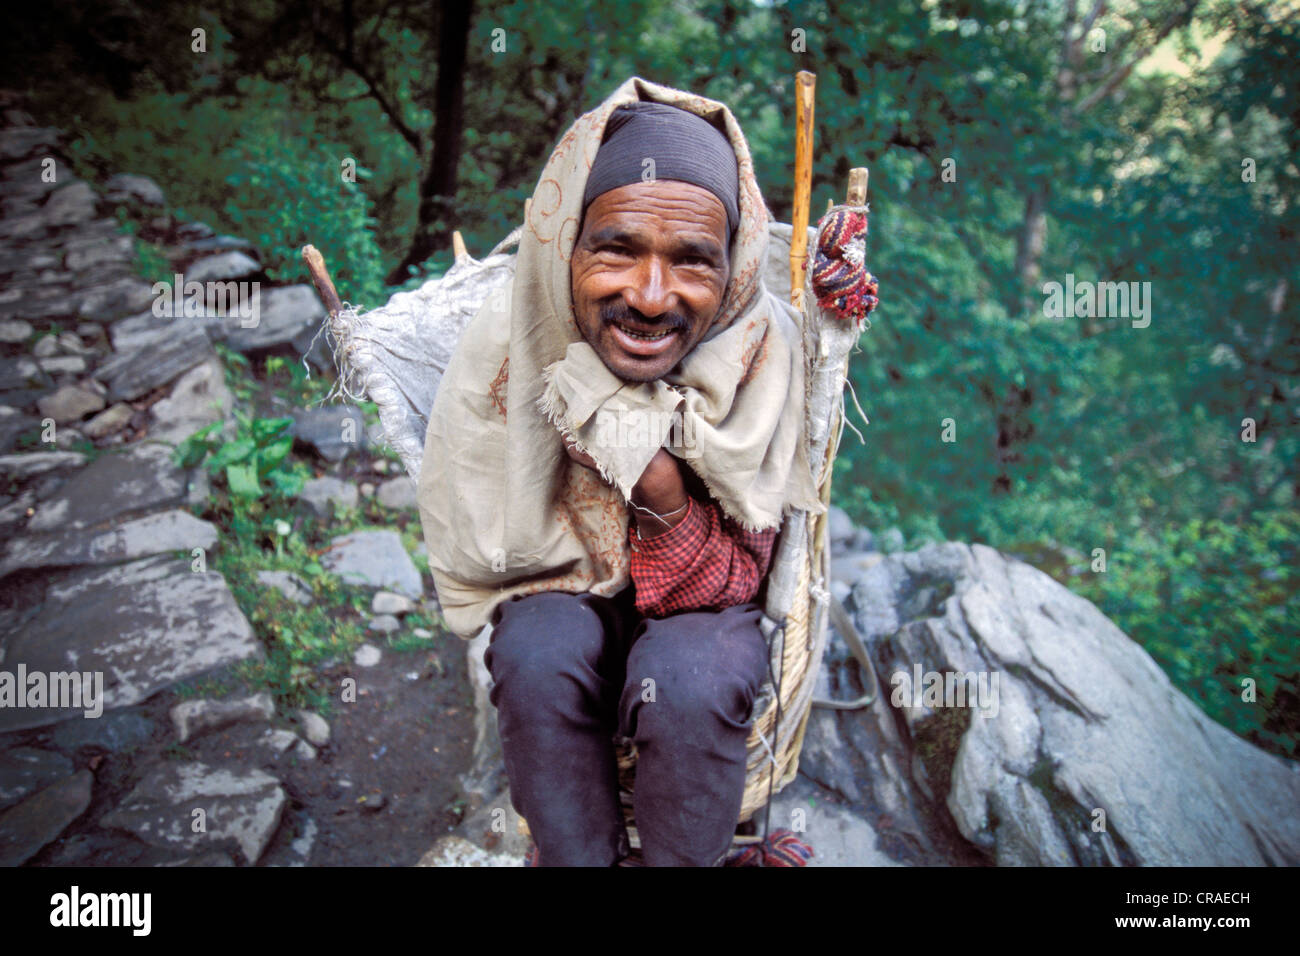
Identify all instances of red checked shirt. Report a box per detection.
[628,495,779,617]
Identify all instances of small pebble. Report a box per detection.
[296,709,331,747]
[354,643,382,667]
[358,792,387,813]
[58,331,90,355]
[372,592,415,616]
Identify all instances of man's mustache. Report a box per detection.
[599,300,689,333]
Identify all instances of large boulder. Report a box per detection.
[0,748,74,811]
[24,441,187,533]
[147,356,231,444]
[103,173,166,208]
[0,508,219,577]
[802,540,1300,866]
[0,770,94,866]
[94,319,214,402]
[291,405,367,462]
[223,285,324,353]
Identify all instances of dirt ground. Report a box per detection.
[22,632,477,867]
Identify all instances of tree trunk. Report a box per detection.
[1011,184,1049,314]
[387,0,474,284]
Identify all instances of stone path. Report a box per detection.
[0,91,443,866]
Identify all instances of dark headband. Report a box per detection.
[582,101,740,239]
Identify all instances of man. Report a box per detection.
[416,77,824,866]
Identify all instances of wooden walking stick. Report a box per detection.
[301,245,343,320]
[790,70,816,313]
[755,68,819,844]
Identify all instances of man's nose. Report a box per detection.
[622,256,676,319]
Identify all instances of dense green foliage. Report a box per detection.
[1073,511,1300,755]
[222,135,389,304]
[5,0,1295,756]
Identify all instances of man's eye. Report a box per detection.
[600,245,631,256]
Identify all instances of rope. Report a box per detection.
[321,301,372,407]
[842,374,870,446]
[753,727,779,768]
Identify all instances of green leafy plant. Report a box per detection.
[218,527,368,714]
[174,411,308,502]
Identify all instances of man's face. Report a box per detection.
[570,179,730,383]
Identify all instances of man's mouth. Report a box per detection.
[613,320,675,341]
[608,319,680,356]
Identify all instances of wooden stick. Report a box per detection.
[301,245,343,319]
[452,230,469,263]
[847,167,869,206]
[790,71,816,312]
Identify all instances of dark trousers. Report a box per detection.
[484,587,770,867]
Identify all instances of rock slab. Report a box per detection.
[101,761,286,864]
[0,770,94,866]
[323,529,422,598]
[0,555,261,733]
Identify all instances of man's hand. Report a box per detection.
[630,448,690,539]
[564,438,691,539]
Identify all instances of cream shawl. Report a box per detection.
[417,76,824,639]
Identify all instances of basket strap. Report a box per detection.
[811,592,878,710]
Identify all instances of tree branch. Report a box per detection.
[1073,0,1198,114]
[313,24,423,153]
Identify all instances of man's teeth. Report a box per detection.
[616,322,674,341]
